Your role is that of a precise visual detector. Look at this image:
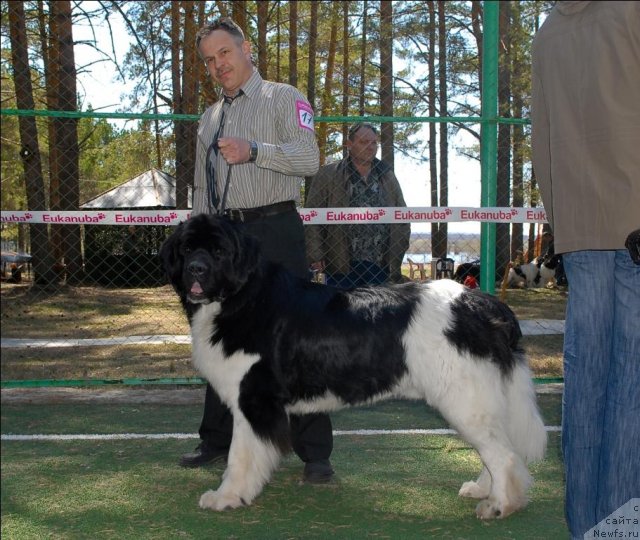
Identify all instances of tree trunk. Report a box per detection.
[528,169,538,261]
[288,1,298,88]
[307,1,318,110]
[40,0,63,266]
[496,1,512,278]
[276,2,281,82]
[8,0,57,285]
[318,3,340,165]
[198,3,216,107]
[184,1,200,209]
[435,0,449,258]
[304,1,318,198]
[510,1,524,261]
[151,45,162,170]
[379,0,394,168]
[49,0,82,283]
[428,1,438,252]
[341,1,350,159]
[528,3,543,261]
[358,0,368,116]
[231,1,247,35]
[171,2,183,200]
[174,1,198,210]
[257,0,268,77]
[472,1,483,91]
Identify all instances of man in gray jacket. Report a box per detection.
[305,124,410,288]
[531,2,640,538]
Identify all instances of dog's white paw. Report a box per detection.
[459,481,489,499]
[475,497,520,520]
[199,489,245,511]
[475,498,504,519]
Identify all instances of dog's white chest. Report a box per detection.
[190,304,260,408]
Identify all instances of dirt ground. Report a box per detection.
[0,386,205,405]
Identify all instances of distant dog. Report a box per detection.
[508,257,557,288]
[542,253,567,286]
[453,261,481,284]
[160,214,547,519]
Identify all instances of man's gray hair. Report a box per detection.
[348,123,378,141]
[196,17,245,50]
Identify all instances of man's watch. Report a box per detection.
[249,140,258,162]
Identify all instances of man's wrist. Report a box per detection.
[249,140,258,162]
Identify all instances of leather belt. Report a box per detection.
[223,200,297,223]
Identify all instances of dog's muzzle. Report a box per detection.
[187,260,207,280]
[185,258,212,304]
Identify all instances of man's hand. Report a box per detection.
[625,229,640,265]
[217,137,251,164]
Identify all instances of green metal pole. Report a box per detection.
[479,1,499,294]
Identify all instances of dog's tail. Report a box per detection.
[504,357,547,464]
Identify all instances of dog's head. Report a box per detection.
[540,253,561,270]
[160,214,260,305]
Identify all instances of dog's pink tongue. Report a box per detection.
[191,281,203,294]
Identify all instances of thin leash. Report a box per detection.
[218,166,232,214]
[208,93,239,215]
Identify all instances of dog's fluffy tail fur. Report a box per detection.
[505,358,547,464]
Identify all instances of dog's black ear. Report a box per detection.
[160,222,185,292]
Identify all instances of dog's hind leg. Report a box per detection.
[433,375,531,519]
[199,414,281,511]
[471,440,531,519]
[451,414,531,519]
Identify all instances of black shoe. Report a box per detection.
[303,459,335,484]
[179,442,228,468]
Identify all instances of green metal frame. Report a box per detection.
[479,0,499,294]
[0,1,532,390]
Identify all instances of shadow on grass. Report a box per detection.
[1,435,566,539]
[1,284,186,339]
[2,397,566,539]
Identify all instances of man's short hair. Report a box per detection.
[196,17,245,50]
[347,123,378,141]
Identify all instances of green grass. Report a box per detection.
[1,398,567,539]
[1,282,567,536]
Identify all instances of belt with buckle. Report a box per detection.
[223,200,297,223]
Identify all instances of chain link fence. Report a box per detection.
[1,1,560,378]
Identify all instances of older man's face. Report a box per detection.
[199,30,253,96]
[347,127,379,164]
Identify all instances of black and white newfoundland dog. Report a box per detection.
[160,214,547,520]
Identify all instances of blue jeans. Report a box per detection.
[562,250,640,538]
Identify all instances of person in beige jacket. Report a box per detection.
[305,124,410,287]
[531,2,640,538]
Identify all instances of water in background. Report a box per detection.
[402,253,478,265]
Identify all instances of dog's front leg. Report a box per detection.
[199,413,281,511]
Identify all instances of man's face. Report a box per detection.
[199,30,253,95]
[347,127,379,164]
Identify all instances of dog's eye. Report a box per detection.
[182,246,192,255]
